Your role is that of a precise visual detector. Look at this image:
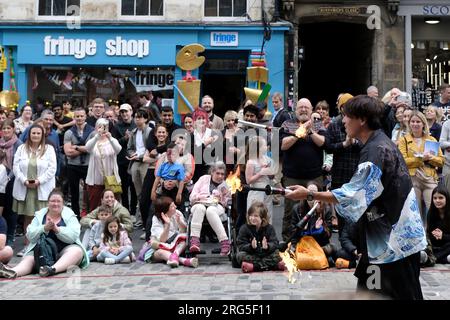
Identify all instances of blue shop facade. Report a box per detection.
[0,24,289,122]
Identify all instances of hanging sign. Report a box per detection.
[132,69,174,91]
[0,46,6,72]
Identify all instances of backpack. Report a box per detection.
[33,233,58,272]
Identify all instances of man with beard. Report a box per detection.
[280,98,325,242]
[201,95,224,131]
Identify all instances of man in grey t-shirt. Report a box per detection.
[64,108,95,218]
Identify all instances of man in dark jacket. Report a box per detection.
[112,103,137,218]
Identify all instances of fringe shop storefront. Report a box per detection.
[0,24,288,122]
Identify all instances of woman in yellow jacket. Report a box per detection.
[398,110,444,226]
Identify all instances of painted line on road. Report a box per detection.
[1,268,448,282]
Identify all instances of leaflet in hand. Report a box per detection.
[424,140,440,156]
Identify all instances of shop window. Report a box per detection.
[411,39,450,110]
[121,0,164,16]
[204,0,246,17]
[38,0,80,16]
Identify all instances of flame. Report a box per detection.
[279,243,298,283]
[295,124,307,139]
[226,167,243,195]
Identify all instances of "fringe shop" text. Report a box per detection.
[43,36,149,59]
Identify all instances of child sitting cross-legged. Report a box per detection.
[149,196,198,268]
[97,216,134,264]
[86,205,112,261]
[237,202,286,273]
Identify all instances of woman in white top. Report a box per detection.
[85,118,122,212]
[12,124,57,256]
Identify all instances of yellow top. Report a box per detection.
[398,133,444,180]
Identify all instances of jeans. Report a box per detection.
[97,245,133,263]
[3,178,17,245]
[119,164,137,215]
[66,164,88,218]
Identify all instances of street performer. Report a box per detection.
[286,95,427,300]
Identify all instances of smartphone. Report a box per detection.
[313,118,323,132]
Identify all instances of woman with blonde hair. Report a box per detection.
[222,110,241,173]
[398,110,444,224]
[424,105,443,141]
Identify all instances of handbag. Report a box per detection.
[295,235,329,270]
[97,143,123,194]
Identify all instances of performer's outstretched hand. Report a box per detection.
[285,185,309,201]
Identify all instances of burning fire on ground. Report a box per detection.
[226,167,243,194]
[279,243,298,283]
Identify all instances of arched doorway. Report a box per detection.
[298,21,374,115]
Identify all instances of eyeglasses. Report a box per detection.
[313,117,322,121]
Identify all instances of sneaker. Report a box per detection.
[241,261,254,273]
[167,253,179,267]
[335,258,350,269]
[220,239,231,256]
[0,263,17,279]
[104,258,116,265]
[16,248,26,257]
[39,266,56,277]
[189,236,201,253]
[183,257,199,268]
[120,256,131,264]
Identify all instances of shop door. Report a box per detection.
[200,50,248,118]
[298,22,374,116]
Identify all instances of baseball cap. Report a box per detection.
[119,104,133,112]
[337,93,354,109]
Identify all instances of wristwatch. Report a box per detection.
[307,191,314,201]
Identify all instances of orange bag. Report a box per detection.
[295,236,329,270]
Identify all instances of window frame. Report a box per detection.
[119,0,165,20]
[36,0,81,20]
[203,0,248,21]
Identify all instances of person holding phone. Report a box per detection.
[85,118,122,212]
[12,124,57,257]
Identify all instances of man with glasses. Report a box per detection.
[86,98,106,128]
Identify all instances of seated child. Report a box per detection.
[151,142,185,205]
[97,216,134,264]
[86,205,112,261]
[290,183,336,261]
[148,196,198,268]
[237,201,285,273]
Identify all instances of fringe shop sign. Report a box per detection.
[43,36,149,59]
